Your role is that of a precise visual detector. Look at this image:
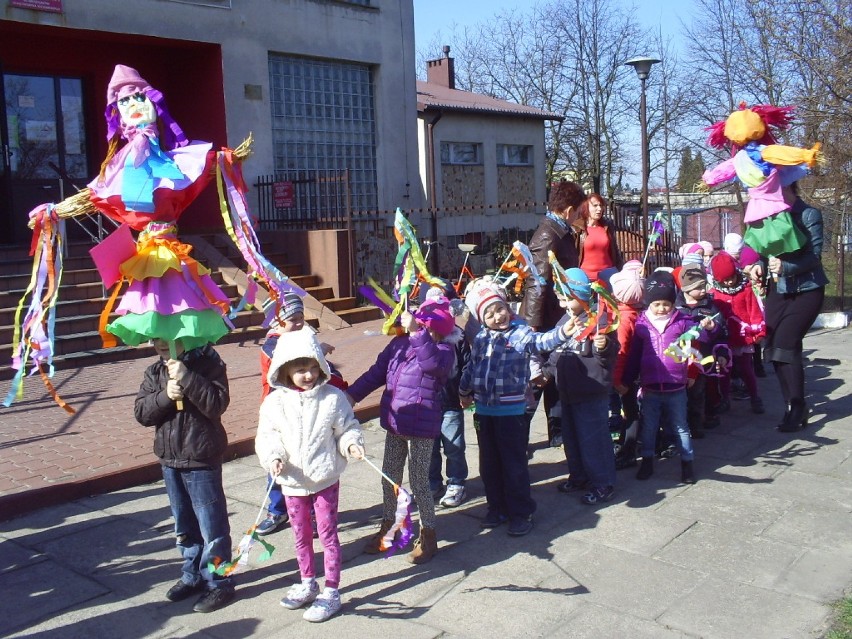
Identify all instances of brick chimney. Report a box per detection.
[426,45,455,89]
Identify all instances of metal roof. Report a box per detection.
[416,80,563,121]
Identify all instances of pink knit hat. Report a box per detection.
[609,260,645,305]
[739,245,760,267]
[414,297,456,337]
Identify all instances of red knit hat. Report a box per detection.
[710,252,738,282]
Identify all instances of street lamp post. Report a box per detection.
[625,56,660,241]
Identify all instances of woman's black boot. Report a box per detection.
[776,403,791,430]
[779,399,808,432]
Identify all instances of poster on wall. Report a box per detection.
[10,0,63,12]
[24,120,57,143]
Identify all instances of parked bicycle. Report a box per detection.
[409,240,481,302]
[453,243,478,296]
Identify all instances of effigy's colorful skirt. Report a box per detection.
[105,222,231,350]
[743,210,806,257]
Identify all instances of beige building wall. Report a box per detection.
[4,0,422,213]
[417,111,548,239]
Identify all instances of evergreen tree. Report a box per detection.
[676,146,705,192]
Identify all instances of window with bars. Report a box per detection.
[268,54,378,211]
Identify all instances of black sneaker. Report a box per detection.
[507,516,534,537]
[193,588,235,613]
[659,444,677,459]
[166,580,204,602]
[581,486,615,505]
[704,414,721,429]
[480,511,508,528]
[731,388,750,401]
[556,479,589,493]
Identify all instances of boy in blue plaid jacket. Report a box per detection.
[459,280,570,536]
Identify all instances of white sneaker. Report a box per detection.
[440,484,466,508]
[280,580,319,609]
[303,589,342,622]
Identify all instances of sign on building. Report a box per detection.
[273,181,294,209]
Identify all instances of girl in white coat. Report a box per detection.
[256,328,365,623]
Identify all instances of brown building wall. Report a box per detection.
[497,165,535,209]
[441,165,485,215]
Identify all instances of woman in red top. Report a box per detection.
[572,194,623,281]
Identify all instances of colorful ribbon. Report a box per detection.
[3,205,73,412]
[215,150,305,327]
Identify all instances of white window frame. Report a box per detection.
[497,144,533,166]
[440,141,482,165]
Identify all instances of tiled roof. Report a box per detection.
[416,80,563,121]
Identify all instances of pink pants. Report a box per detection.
[284,481,341,589]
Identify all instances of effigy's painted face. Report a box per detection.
[117,91,157,127]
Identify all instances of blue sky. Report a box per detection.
[413,0,689,187]
[414,0,687,53]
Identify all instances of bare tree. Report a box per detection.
[541,0,649,196]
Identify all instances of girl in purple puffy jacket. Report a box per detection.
[347,297,460,565]
[623,271,714,486]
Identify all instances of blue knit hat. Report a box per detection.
[564,267,592,301]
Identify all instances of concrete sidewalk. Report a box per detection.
[1,326,851,638]
[0,319,389,517]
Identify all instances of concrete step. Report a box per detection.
[335,305,383,324]
[0,298,120,326]
[304,285,334,301]
[0,252,97,276]
[288,274,319,288]
[0,309,268,380]
[322,296,358,312]
[0,267,105,291]
[0,278,238,305]
[0,304,265,344]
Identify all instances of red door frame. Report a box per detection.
[0,20,227,238]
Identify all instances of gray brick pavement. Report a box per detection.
[0,325,850,638]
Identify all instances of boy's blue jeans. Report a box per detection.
[561,397,617,489]
[640,389,694,461]
[429,409,468,490]
[162,465,235,591]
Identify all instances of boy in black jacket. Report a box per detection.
[675,267,728,437]
[552,269,619,505]
[134,339,235,613]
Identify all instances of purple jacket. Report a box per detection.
[623,309,702,390]
[347,328,457,439]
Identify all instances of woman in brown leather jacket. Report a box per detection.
[522,180,585,447]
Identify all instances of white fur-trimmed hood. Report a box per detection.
[267,327,332,390]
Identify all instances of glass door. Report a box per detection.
[1,73,89,245]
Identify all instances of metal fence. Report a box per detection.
[820,201,851,312]
[254,170,351,230]
[251,177,685,303]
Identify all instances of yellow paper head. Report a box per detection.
[724,109,765,146]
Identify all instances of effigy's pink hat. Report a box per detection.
[103,64,187,148]
[106,65,152,105]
